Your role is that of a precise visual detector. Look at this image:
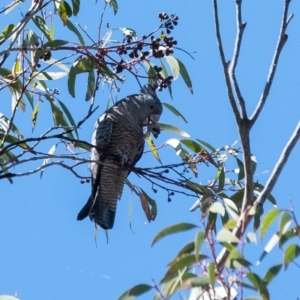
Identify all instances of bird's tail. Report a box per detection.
[77,196,93,221]
[77,195,116,230]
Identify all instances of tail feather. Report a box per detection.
[77,195,116,229]
[93,204,116,229]
[77,196,92,221]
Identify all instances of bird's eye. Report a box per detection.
[150,105,154,109]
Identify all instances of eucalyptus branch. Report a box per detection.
[212,0,241,124]
[249,0,293,128]
[229,0,248,119]
[256,121,300,206]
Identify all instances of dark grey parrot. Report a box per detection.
[77,85,163,229]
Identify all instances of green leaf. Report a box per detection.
[166,254,207,276]
[260,208,280,239]
[158,123,190,137]
[117,284,152,300]
[31,101,40,129]
[189,275,210,287]
[176,242,194,257]
[58,100,78,138]
[152,223,197,246]
[254,183,277,205]
[177,58,193,93]
[145,135,161,163]
[165,56,180,80]
[32,16,51,41]
[264,264,282,284]
[68,64,77,98]
[71,0,80,16]
[208,262,215,285]
[162,102,187,123]
[108,0,118,15]
[66,20,85,45]
[236,158,245,181]
[194,231,205,262]
[58,0,72,25]
[279,226,300,247]
[279,211,292,235]
[0,24,15,40]
[247,273,269,300]
[197,139,216,152]
[253,203,264,232]
[85,69,95,101]
[284,244,300,269]
[180,139,205,153]
[216,228,240,243]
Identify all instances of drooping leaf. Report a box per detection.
[58,100,78,138]
[197,139,216,152]
[152,223,198,246]
[254,183,277,205]
[31,101,40,129]
[140,189,157,222]
[283,244,300,269]
[177,58,193,93]
[158,123,190,137]
[247,273,269,300]
[166,254,207,276]
[108,0,118,15]
[145,135,161,163]
[165,56,180,80]
[58,0,72,25]
[32,16,51,41]
[264,264,282,284]
[279,211,292,235]
[71,0,80,16]
[236,158,245,181]
[208,262,215,285]
[260,208,280,239]
[0,24,15,40]
[162,102,187,123]
[117,284,152,300]
[85,69,95,101]
[194,231,205,262]
[66,20,85,45]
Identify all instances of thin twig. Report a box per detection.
[256,121,300,206]
[212,0,241,124]
[229,0,248,119]
[249,0,293,128]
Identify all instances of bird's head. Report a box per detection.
[139,85,163,126]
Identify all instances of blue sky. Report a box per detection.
[1,1,300,299]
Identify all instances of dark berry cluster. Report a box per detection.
[163,14,179,34]
[40,51,51,61]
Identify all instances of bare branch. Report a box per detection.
[250,0,293,127]
[212,0,241,124]
[256,121,300,206]
[229,0,248,120]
